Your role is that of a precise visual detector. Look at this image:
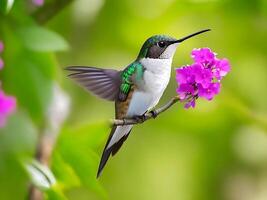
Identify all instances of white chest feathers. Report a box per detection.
[126,58,172,117]
[140,58,172,93]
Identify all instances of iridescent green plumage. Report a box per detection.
[118,62,144,101]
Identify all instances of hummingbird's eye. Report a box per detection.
[157,41,166,48]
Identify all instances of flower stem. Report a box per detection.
[111,96,180,126]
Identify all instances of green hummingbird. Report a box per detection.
[66,29,210,177]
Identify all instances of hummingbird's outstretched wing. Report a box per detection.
[97,62,145,177]
[66,66,121,101]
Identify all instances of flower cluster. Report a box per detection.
[0,40,16,128]
[176,48,230,108]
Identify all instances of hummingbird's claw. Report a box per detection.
[133,115,146,123]
[149,110,158,119]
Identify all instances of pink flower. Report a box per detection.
[198,82,220,100]
[176,66,195,85]
[176,83,195,100]
[32,0,44,6]
[0,90,16,128]
[176,48,230,108]
[0,41,4,53]
[185,99,195,109]
[0,58,4,69]
[191,48,216,67]
[191,63,212,88]
[213,58,231,80]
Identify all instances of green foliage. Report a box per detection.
[17,26,69,52]
[3,49,56,124]
[0,112,37,199]
[0,112,37,155]
[45,186,68,200]
[0,0,14,14]
[52,122,108,199]
[51,151,80,190]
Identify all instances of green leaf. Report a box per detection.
[59,145,107,199]
[0,0,15,14]
[0,113,38,199]
[2,50,56,124]
[54,122,109,199]
[45,187,68,200]
[51,151,80,190]
[17,26,69,52]
[0,112,37,155]
[0,154,29,200]
[1,23,58,124]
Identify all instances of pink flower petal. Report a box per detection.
[0,90,16,128]
[191,48,216,67]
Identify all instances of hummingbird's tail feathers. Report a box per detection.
[97,125,117,178]
[97,146,113,178]
[97,125,133,178]
[111,129,131,156]
[66,66,121,101]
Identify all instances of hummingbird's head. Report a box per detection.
[137,29,211,60]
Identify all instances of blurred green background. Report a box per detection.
[1,0,267,199]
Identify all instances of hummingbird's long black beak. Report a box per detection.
[173,29,211,43]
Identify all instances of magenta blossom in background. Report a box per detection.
[0,40,17,127]
[0,40,4,69]
[32,0,44,6]
[0,41,4,53]
[176,48,230,108]
[0,58,3,70]
[0,90,16,128]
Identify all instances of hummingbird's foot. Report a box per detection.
[149,110,158,119]
[133,115,146,123]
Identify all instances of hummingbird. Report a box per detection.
[66,29,210,177]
